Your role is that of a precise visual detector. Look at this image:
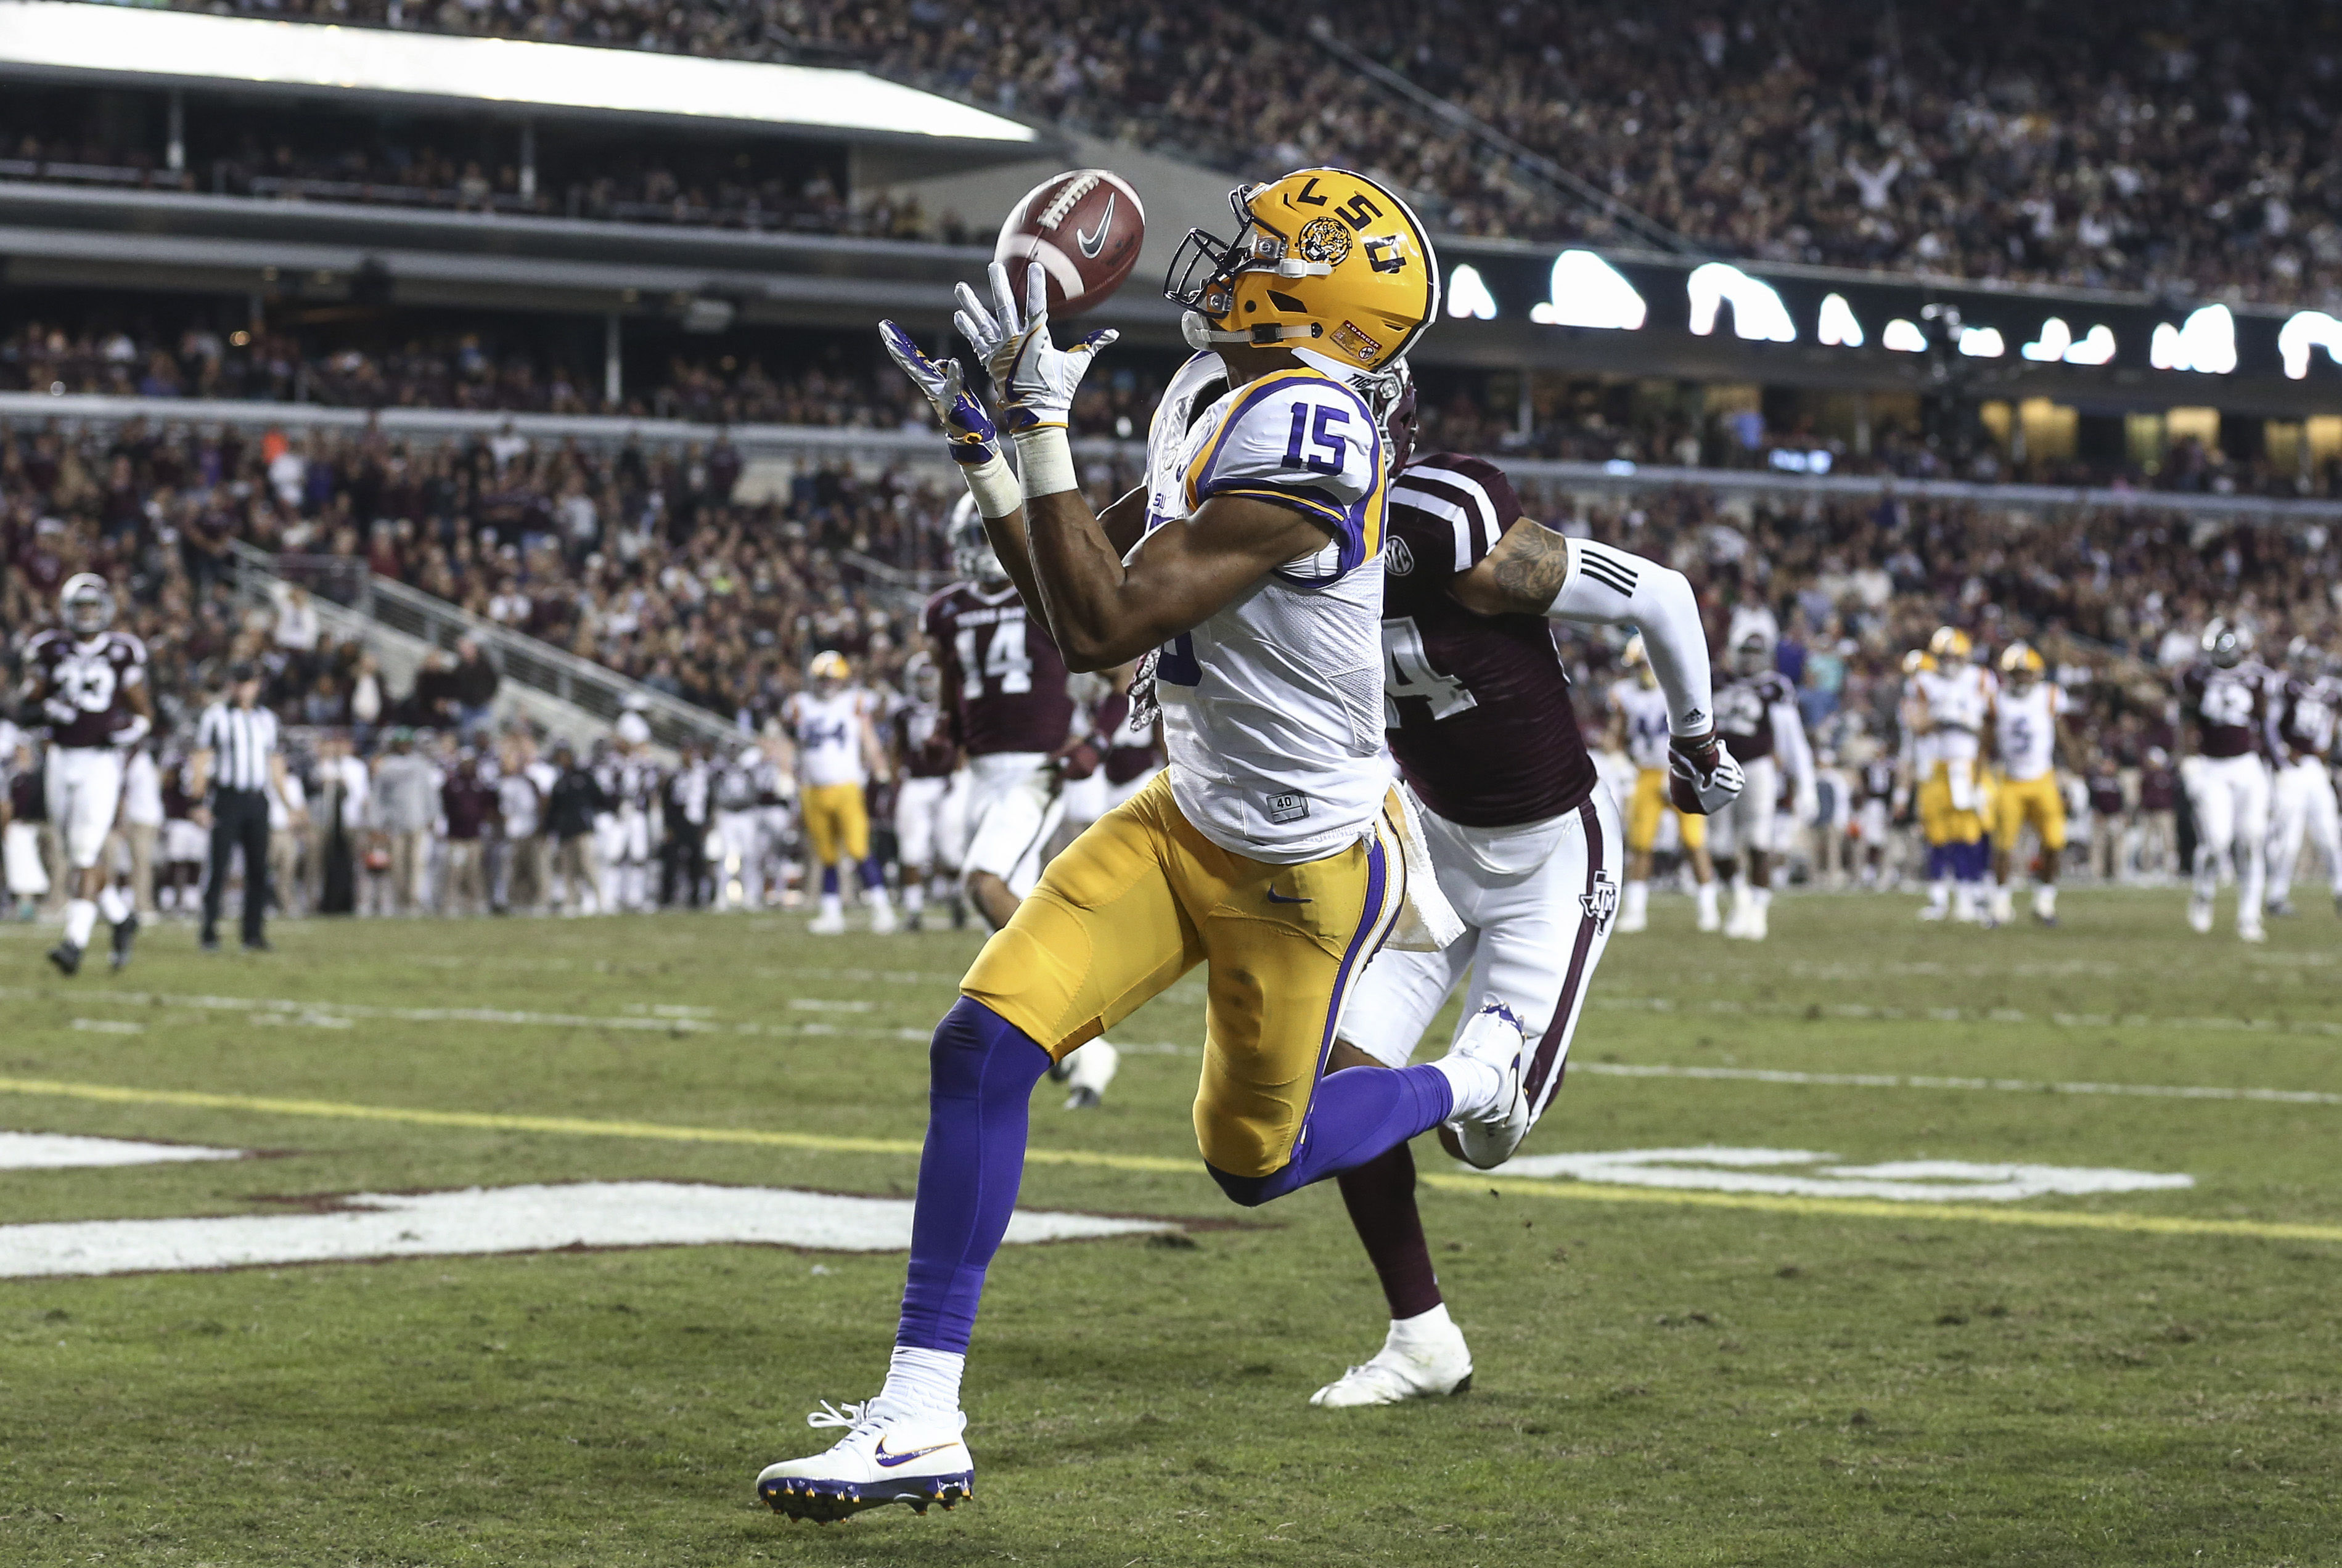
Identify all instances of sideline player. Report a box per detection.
[2264,637,2339,918]
[924,501,1118,1107]
[1709,617,1814,941]
[785,650,894,934]
[2179,619,2274,942]
[1607,634,1720,933]
[760,170,1533,1520]
[1986,641,2073,926]
[1312,429,1741,1407]
[889,650,967,929]
[18,574,152,974]
[1910,626,1996,923]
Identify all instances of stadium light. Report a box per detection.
[1685,263,1795,342]
[1528,250,1646,329]
[1957,325,2005,358]
[1817,293,1865,348]
[2062,324,2117,365]
[2278,310,2342,379]
[1881,318,1927,353]
[2021,318,2072,361]
[1446,264,1499,321]
[0,0,1036,139]
[2149,304,2237,375]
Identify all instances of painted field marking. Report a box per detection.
[70,1018,145,1035]
[0,1074,2337,1244]
[0,1181,1166,1279]
[0,1131,245,1170]
[1570,1060,2342,1106]
[1592,994,2342,1039]
[1494,1146,2192,1203]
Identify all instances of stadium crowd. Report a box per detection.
[125,0,2342,309]
[4,406,2337,925]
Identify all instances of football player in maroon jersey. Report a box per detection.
[889,650,967,929]
[2264,635,2338,919]
[17,574,152,974]
[1313,383,1745,1407]
[2178,618,2276,941]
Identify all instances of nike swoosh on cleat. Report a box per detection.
[874,1441,957,1468]
[1265,889,1311,904]
[1076,194,1116,259]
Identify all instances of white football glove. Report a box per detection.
[876,320,1001,467]
[1666,734,1745,816]
[954,260,1117,433]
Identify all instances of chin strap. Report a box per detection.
[1180,311,1325,351]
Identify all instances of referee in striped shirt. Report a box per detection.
[190,663,297,952]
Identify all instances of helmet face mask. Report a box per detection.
[60,573,113,638]
[2201,618,2250,669]
[1731,634,1773,677]
[906,652,943,706]
[948,494,1009,587]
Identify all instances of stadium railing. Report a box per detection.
[229,539,742,754]
[15,392,2342,528]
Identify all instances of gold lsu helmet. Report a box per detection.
[1927,626,1973,662]
[1901,648,1936,676]
[1999,640,2046,678]
[808,650,851,684]
[1166,168,1439,373]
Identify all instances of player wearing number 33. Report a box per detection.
[1310,391,1743,1408]
[759,167,1566,1522]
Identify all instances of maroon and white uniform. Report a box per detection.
[2267,672,2340,905]
[1094,688,1165,807]
[1341,452,1632,1129]
[924,581,1075,899]
[2179,659,2275,918]
[1708,667,1813,857]
[890,693,967,873]
[27,629,146,867]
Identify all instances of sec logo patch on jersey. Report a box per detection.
[1385,537,1415,575]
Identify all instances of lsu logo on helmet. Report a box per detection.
[1165,168,1439,373]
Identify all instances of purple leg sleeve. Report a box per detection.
[895,997,1052,1354]
[821,864,840,896]
[1208,1064,1454,1209]
[859,857,886,891]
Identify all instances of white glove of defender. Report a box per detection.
[954,261,1117,433]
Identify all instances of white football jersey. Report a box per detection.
[1994,682,2064,782]
[1611,679,1673,771]
[787,688,869,788]
[1915,663,1995,762]
[1139,351,1389,864]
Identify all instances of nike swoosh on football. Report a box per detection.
[1265,889,1311,904]
[1076,194,1116,259]
[874,1441,956,1468]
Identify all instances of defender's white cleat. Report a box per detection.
[2186,894,2214,935]
[1695,888,1722,931]
[1616,907,1648,934]
[1439,1002,1531,1171]
[868,901,898,936]
[2238,918,2267,944]
[1742,902,1768,941]
[1059,1037,1120,1109]
[809,909,847,936]
[1311,1310,1473,1408]
[757,1400,973,1524]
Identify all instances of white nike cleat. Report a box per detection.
[1060,1037,1120,1109]
[809,909,847,936]
[757,1399,973,1524]
[1440,1002,1531,1171]
[869,902,898,936]
[2186,894,2214,935]
[1311,1316,1473,1408]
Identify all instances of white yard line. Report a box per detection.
[1570,1060,2342,1105]
[1591,994,2342,1039]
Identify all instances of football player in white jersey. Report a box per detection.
[888,651,968,929]
[1986,642,2074,926]
[18,574,152,974]
[1910,626,1997,923]
[2265,637,2340,918]
[761,168,1520,1521]
[785,651,895,935]
[1607,635,1721,933]
[2179,619,2275,942]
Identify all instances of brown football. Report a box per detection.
[993,169,1146,317]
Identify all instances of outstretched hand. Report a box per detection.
[953,261,1117,433]
[877,320,999,466]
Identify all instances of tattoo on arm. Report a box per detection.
[1486,524,1571,611]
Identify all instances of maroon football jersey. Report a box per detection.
[1089,689,1164,786]
[892,696,960,780]
[923,582,1074,757]
[2179,662,2270,759]
[1381,452,1595,828]
[2274,674,2336,759]
[1715,669,1796,763]
[28,629,145,749]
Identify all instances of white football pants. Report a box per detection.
[1340,786,1622,1133]
[960,752,1062,906]
[1705,754,1777,860]
[2267,757,2342,903]
[46,746,125,870]
[895,772,968,873]
[2188,753,2270,918]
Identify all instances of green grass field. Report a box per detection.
[0,888,2336,1566]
